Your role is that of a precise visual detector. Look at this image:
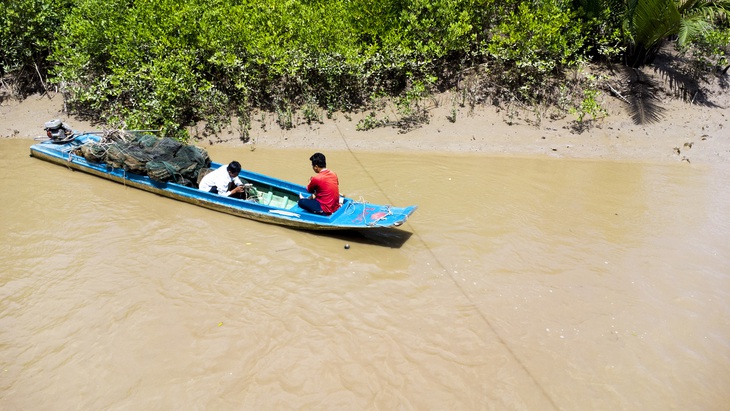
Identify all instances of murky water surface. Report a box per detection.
[1,139,729,410]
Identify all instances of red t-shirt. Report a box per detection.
[307,169,340,214]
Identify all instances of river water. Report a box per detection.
[1,138,728,410]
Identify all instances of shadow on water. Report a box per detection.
[302,227,414,248]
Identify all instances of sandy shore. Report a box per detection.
[2,89,728,166]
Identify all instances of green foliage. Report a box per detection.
[275,102,294,130]
[682,25,730,78]
[53,0,228,140]
[486,0,588,101]
[447,106,458,123]
[575,0,730,67]
[0,0,74,94]
[345,0,478,59]
[302,98,323,125]
[396,76,436,115]
[48,0,492,138]
[570,85,606,123]
[572,0,625,61]
[0,0,721,139]
[356,112,389,131]
[677,2,730,76]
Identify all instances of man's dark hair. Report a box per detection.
[310,153,326,168]
[227,161,242,174]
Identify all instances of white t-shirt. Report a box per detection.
[199,165,242,196]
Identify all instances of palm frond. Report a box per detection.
[632,0,681,47]
[625,68,665,124]
[677,14,713,45]
[678,0,730,22]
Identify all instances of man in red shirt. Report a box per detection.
[298,152,340,215]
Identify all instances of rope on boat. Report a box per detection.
[367,205,393,227]
[64,150,74,170]
[347,196,393,226]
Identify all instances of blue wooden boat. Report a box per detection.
[30,133,417,230]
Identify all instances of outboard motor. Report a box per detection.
[44,119,74,143]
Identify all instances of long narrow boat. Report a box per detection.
[30,133,417,230]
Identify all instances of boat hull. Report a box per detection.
[30,135,417,230]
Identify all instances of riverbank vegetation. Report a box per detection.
[2,0,729,140]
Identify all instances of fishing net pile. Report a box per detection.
[73,130,211,187]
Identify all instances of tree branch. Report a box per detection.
[606,82,630,104]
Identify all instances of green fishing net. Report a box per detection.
[73,131,211,187]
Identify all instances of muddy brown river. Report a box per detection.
[1,138,728,410]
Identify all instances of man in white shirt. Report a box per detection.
[199,161,247,197]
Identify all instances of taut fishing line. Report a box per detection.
[334,123,558,409]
